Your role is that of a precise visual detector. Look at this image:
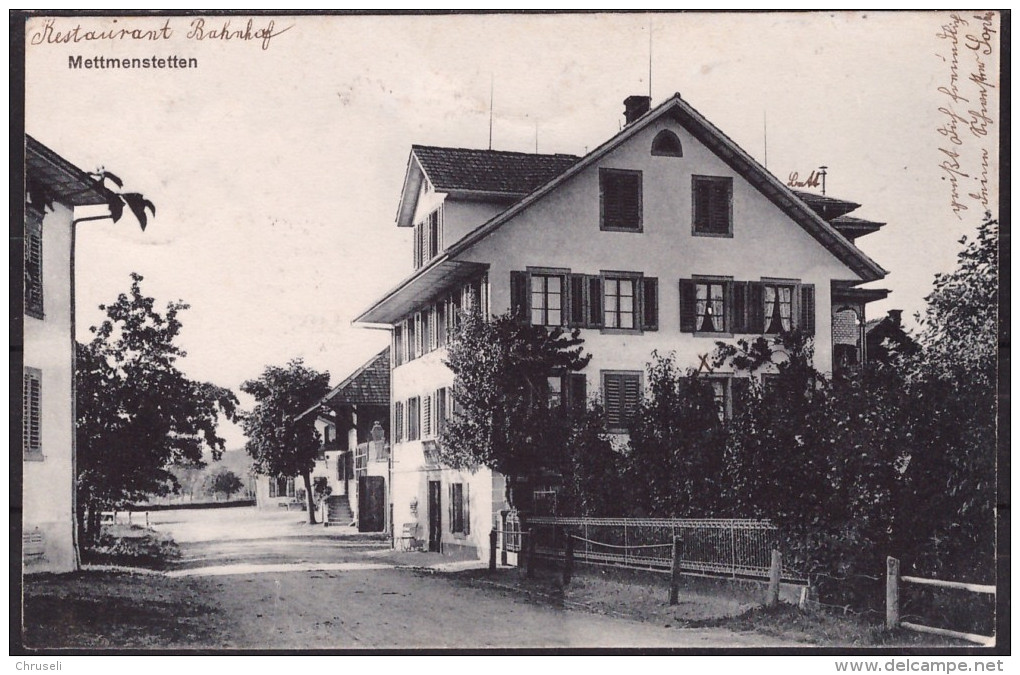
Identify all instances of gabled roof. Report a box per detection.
[413,145,580,196]
[321,348,390,408]
[439,93,886,282]
[25,135,111,207]
[829,215,885,241]
[359,93,888,325]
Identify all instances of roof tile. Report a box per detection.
[413,145,580,195]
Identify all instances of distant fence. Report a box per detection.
[128,499,255,512]
[519,516,804,583]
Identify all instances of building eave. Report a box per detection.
[26,135,112,207]
[353,258,489,325]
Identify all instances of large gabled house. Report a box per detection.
[355,93,889,560]
[22,136,112,573]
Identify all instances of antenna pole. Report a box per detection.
[648,16,653,99]
[763,110,768,169]
[488,74,494,151]
[535,121,539,153]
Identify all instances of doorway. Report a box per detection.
[427,480,442,552]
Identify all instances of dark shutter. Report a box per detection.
[641,277,658,331]
[799,284,816,335]
[588,276,603,327]
[437,388,447,435]
[679,279,697,332]
[622,375,641,427]
[569,274,586,327]
[564,373,587,412]
[709,180,731,234]
[463,483,470,535]
[269,479,277,498]
[510,271,528,323]
[603,374,622,427]
[601,170,641,230]
[448,484,454,534]
[748,282,765,333]
[731,282,748,333]
[25,209,43,319]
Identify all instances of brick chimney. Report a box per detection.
[624,95,651,125]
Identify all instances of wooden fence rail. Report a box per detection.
[886,556,995,646]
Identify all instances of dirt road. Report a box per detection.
[23,507,806,650]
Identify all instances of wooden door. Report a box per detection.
[358,475,385,532]
[428,480,442,552]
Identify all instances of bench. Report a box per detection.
[398,522,420,551]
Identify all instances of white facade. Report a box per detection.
[23,138,110,573]
[359,95,888,559]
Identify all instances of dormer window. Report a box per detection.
[413,207,443,269]
[651,129,683,157]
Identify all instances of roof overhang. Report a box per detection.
[26,135,111,207]
[354,258,489,325]
[832,280,890,304]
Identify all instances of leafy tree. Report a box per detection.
[892,216,998,583]
[204,468,244,501]
[441,310,590,509]
[623,351,728,517]
[76,273,238,544]
[713,331,905,606]
[240,359,330,523]
[557,403,623,517]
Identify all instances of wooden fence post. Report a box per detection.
[489,529,497,571]
[766,549,781,607]
[886,556,900,630]
[669,536,682,605]
[562,534,574,586]
[526,528,536,579]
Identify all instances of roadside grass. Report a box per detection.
[81,523,181,569]
[22,570,223,649]
[453,562,970,647]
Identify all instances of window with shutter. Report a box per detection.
[23,367,42,459]
[408,397,420,441]
[568,274,587,327]
[641,277,658,331]
[530,274,564,326]
[602,371,641,431]
[25,208,44,319]
[692,175,733,237]
[436,302,447,347]
[682,278,731,334]
[762,283,795,334]
[600,169,643,232]
[603,276,637,330]
[587,276,603,327]
[799,284,816,334]
[422,394,432,438]
[394,400,404,442]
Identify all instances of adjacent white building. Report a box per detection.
[355,94,889,560]
[23,136,111,573]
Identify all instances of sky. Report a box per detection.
[22,11,1001,448]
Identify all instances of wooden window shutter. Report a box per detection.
[23,368,42,456]
[25,209,44,319]
[709,180,731,233]
[799,284,816,334]
[510,271,528,323]
[603,373,622,427]
[747,282,765,333]
[448,484,454,533]
[622,375,641,427]
[641,277,658,331]
[731,281,748,333]
[463,483,470,535]
[565,373,587,412]
[587,276,603,327]
[679,279,697,332]
[568,274,586,327]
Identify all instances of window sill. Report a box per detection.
[692,331,732,338]
[600,226,644,234]
[600,328,643,336]
[692,230,733,238]
[24,452,45,462]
